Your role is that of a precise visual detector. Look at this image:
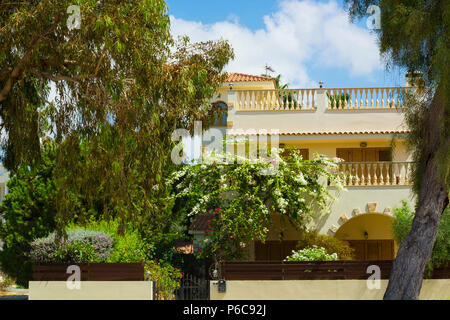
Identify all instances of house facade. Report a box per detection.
[189,72,417,262]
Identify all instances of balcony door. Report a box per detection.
[336,147,391,162]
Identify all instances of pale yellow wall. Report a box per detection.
[280,138,403,159]
[335,213,393,240]
[316,186,415,236]
[210,280,450,300]
[29,281,153,300]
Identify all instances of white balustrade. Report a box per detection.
[236,89,317,111]
[235,87,413,111]
[326,87,413,110]
[337,162,413,186]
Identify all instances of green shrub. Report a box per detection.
[145,260,182,300]
[285,246,338,261]
[53,242,97,263]
[392,200,449,274]
[0,147,57,287]
[69,219,146,263]
[0,270,15,290]
[296,230,354,260]
[30,230,114,263]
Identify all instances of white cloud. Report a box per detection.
[169,0,382,87]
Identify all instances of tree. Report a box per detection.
[0,1,234,231]
[0,141,58,287]
[346,0,449,299]
[392,201,449,276]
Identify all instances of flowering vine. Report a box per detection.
[169,149,344,260]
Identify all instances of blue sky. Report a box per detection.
[166,0,407,88]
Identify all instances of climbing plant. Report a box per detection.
[169,149,344,261]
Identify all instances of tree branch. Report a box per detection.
[0,18,58,103]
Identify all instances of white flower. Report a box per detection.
[294,172,307,185]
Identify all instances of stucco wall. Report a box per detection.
[317,186,415,237]
[28,281,153,300]
[210,280,450,300]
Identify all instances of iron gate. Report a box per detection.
[175,274,209,300]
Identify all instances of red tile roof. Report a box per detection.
[174,240,194,254]
[189,214,215,232]
[226,72,274,83]
[227,129,410,136]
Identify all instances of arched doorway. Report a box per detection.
[335,213,396,260]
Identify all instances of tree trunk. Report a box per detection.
[384,88,449,300]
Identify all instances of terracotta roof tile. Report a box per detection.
[188,214,215,232]
[174,240,194,254]
[227,129,410,136]
[226,73,274,83]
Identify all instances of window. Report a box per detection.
[336,148,392,162]
[211,102,228,127]
[281,147,309,160]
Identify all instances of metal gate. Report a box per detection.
[175,274,209,300]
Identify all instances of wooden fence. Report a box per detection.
[33,263,144,281]
[220,260,450,280]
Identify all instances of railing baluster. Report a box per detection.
[375,88,379,108]
[360,163,365,185]
[301,89,305,109]
[348,88,353,109]
[306,89,310,110]
[386,162,391,185]
[370,88,374,108]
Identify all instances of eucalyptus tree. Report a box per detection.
[0,0,234,231]
[346,0,449,299]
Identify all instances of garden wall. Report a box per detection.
[210,279,450,300]
[29,281,153,300]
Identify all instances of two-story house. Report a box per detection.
[189,72,416,262]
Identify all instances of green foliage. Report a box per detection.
[0,270,15,290]
[170,149,344,261]
[52,242,97,264]
[69,219,146,263]
[0,0,234,233]
[345,0,450,194]
[30,229,114,263]
[145,260,183,300]
[392,201,450,272]
[285,246,338,261]
[296,230,354,260]
[326,92,350,109]
[0,143,57,287]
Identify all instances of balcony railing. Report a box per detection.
[236,89,317,111]
[337,161,413,186]
[327,87,412,110]
[235,87,413,112]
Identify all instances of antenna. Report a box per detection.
[264,63,275,77]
